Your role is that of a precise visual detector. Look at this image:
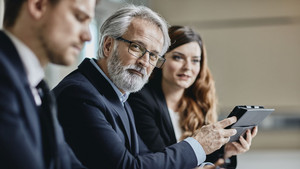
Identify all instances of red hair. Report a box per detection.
[151,26,218,140]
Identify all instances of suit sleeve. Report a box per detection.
[128,90,168,152]
[53,117,87,169]
[55,84,198,169]
[0,62,44,169]
[66,142,87,169]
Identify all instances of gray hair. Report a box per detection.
[97,4,170,59]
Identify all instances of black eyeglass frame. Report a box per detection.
[115,37,165,68]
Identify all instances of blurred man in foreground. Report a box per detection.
[0,0,98,168]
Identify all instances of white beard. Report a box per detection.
[107,49,150,93]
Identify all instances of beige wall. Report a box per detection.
[150,0,300,114]
[0,0,4,29]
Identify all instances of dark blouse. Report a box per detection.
[128,79,237,168]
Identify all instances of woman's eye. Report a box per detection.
[192,59,201,63]
[172,55,182,61]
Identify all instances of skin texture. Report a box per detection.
[193,117,237,155]
[162,41,201,91]
[162,41,201,111]
[37,0,95,66]
[98,17,164,93]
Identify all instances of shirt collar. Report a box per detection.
[90,59,129,105]
[4,30,44,87]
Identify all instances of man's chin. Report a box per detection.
[120,80,146,93]
[50,55,76,66]
[64,52,79,65]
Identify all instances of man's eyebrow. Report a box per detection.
[74,5,93,19]
[133,40,160,54]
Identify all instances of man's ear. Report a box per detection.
[103,36,115,58]
[27,0,48,20]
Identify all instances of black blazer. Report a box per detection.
[0,31,85,169]
[128,79,237,168]
[53,58,200,169]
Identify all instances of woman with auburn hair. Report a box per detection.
[128,25,257,168]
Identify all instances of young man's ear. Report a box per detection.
[27,0,48,20]
[103,36,115,58]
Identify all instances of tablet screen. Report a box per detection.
[226,105,274,142]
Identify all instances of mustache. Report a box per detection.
[125,64,147,77]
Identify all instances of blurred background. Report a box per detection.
[1,0,299,168]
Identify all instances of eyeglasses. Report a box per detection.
[115,37,165,68]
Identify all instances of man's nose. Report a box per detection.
[137,51,150,67]
[81,25,92,42]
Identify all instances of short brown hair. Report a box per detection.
[3,0,59,28]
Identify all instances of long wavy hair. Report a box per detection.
[151,26,218,140]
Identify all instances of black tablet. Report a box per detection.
[225,105,274,142]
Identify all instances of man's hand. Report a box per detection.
[193,117,237,155]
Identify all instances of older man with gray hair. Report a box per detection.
[53,4,237,169]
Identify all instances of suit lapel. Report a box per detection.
[111,103,132,146]
[78,58,134,151]
[151,81,177,144]
[0,31,42,145]
[124,103,139,155]
[0,31,57,167]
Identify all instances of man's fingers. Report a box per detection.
[223,128,237,138]
[217,116,237,128]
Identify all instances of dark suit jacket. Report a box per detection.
[53,58,199,169]
[128,79,237,169]
[0,31,85,169]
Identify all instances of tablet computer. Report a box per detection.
[225,105,274,142]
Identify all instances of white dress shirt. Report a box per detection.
[4,30,44,105]
[168,108,183,142]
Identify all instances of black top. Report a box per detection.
[128,79,237,168]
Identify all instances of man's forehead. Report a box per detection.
[125,18,164,52]
[71,0,95,16]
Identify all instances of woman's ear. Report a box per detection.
[103,36,114,58]
[27,0,48,20]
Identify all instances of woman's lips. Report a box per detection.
[177,74,190,80]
